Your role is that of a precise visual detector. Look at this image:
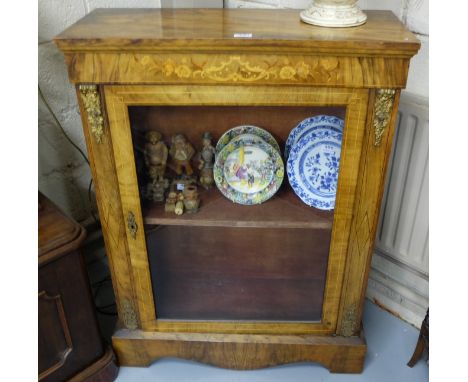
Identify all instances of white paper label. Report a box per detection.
[233,33,253,38]
[176,183,185,191]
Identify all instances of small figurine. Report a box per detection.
[174,193,185,215]
[144,131,168,183]
[198,132,216,189]
[183,185,200,213]
[164,190,178,213]
[169,134,195,176]
[145,174,169,202]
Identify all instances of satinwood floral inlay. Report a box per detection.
[133,55,340,83]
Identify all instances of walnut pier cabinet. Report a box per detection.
[55,9,419,373]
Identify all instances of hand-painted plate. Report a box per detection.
[287,129,343,210]
[214,138,284,205]
[229,133,267,147]
[285,115,344,160]
[216,125,280,155]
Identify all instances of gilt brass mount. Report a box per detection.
[373,89,396,147]
[121,298,138,330]
[79,84,105,143]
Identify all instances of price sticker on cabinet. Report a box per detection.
[233,33,253,38]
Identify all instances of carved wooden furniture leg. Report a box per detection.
[407,309,429,367]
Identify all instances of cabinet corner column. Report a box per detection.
[337,88,400,337]
[76,84,140,330]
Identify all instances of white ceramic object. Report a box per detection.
[300,0,367,28]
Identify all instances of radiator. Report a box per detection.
[366,92,429,328]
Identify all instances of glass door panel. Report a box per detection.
[128,105,346,322]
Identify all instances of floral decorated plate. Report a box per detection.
[214,138,284,205]
[285,115,344,160]
[229,133,267,146]
[287,128,342,210]
[216,125,280,155]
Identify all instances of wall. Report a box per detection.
[38,1,162,221]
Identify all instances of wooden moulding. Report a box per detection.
[38,193,86,267]
[68,347,119,382]
[112,329,367,374]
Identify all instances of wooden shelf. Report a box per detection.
[143,186,333,229]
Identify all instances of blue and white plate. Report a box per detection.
[287,129,342,210]
[285,115,344,160]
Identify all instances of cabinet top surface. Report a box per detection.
[55,9,419,56]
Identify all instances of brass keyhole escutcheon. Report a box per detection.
[127,211,138,239]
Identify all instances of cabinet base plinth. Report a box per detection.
[112,328,367,374]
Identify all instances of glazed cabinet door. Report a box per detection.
[90,84,376,336]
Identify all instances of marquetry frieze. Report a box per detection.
[65,53,410,88]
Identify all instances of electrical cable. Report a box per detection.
[96,309,117,316]
[87,177,99,223]
[38,85,89,165]
[92,275,117,316]
[95,302,117,316]
[92,275,112,288]
[39,85,99,223]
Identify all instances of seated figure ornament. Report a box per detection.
[169,133,195,177]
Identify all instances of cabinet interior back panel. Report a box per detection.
[146,226,331,321]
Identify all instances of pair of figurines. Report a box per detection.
[168,131,216,190]
[164,183,200,215]
[143,130,215,205]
